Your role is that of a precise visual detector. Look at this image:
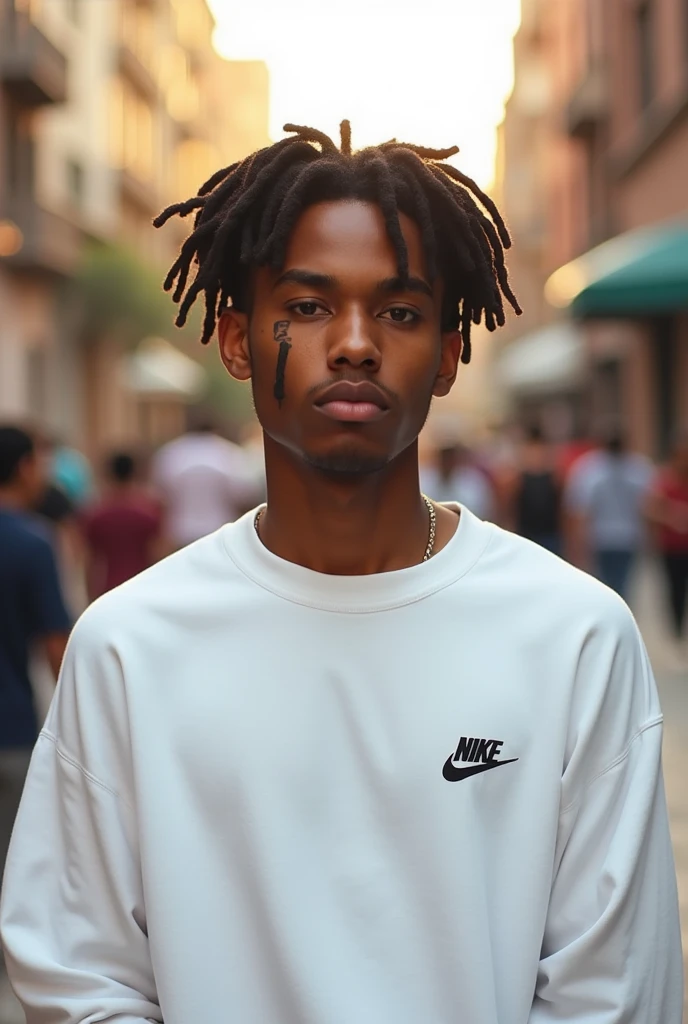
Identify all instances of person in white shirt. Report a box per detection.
[421,442,495,521]
[1,122,682,1024]
[152,415,262,547]
[565,433,655,598]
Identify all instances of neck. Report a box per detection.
[259,436,436,575]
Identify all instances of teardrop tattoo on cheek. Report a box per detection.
[273,319,292,408]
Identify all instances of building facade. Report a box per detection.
[497,0,688,456]
[0,0,270,457]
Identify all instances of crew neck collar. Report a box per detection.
[221,503,494,614]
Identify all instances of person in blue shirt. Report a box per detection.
[0,425,72,877]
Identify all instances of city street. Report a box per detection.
[1,559,687,1023]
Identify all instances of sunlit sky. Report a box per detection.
[207,0,521,190]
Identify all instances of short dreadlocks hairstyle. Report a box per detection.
[154,121,521,365]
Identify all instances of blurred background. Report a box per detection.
[1,0,686,487]
[1,0,688,1019]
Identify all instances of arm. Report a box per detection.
[562,466,592,570]
[530,625,683,1021]
[28,534,73,683]
[42,631,68,680]
[0,619,162,1023]
[644,482,687,536]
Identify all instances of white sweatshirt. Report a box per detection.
[1,506,682,1023]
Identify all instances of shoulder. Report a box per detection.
[481,522,634,632]
[629,453,655,482]
[7,512,56,558]
[564,451,599,492]
[152,436,187,472]
[213,436,251,467]
[69,527,239,650]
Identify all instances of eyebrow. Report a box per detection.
[273,268,433,299]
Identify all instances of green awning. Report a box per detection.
[545,220,688,317]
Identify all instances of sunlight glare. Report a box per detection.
[207,0,521,189]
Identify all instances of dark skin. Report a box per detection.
[219,199,463,575]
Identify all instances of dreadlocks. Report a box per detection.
[154,121,521,365]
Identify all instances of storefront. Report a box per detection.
[546,219,688,457]
[496,321,587,440]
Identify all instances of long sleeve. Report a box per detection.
[0,614,161,1024]
[530,624,683,1020]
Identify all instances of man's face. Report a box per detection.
[18,448,48,507]
[219,199,462,476]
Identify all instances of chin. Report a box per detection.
[302,444,390,477]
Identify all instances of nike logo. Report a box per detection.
[442,735,519,782]
[442,756,518,782]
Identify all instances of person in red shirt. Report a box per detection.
[646,430,688,647]
[81,452,163,600]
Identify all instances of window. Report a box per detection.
[109,76,155,182]
[637,0,654,112]
[66,158,85,206]
[120,0,156,74]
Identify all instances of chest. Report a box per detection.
[128,608,571,840]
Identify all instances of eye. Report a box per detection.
[290,300,327,317]
[381,307,420,324]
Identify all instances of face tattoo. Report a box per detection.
[273,320,292,408]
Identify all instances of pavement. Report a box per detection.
[1,557,687,1023]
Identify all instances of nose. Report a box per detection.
[326,307,381,372]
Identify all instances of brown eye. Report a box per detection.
[382,308,419,324]
[293,302,321,316]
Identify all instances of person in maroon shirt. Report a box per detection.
[81,453,163,600]
[646,430,688,652]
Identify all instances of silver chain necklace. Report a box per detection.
[254,494,438,562]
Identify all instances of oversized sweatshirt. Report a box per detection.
[0,505,683,1023]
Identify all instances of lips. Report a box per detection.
[314,381,390,423]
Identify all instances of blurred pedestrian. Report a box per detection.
[507,426,561,554]
[421,442,495,520]
[0,426,71,877]
[81,452,163,601]
[152,413,260,548]
[49,436,94,508]
[564,432,654,598]
[645,429,688,657]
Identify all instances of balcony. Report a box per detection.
[118,42,157,100]
[0,197,81,276]
[0,21,68,107]
[565,64,608,139]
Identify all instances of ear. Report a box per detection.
[433,330,463,397]
[218,309,251,381]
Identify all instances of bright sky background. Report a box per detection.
[207,0,522,190]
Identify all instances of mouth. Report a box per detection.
[314,381,390,423]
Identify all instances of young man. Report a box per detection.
[0,426,71,876]
[80,452,163,600]
[1,125,682,1022]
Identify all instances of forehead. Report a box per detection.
[280,199,429,281]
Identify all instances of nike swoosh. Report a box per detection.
[442,757,519,782]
